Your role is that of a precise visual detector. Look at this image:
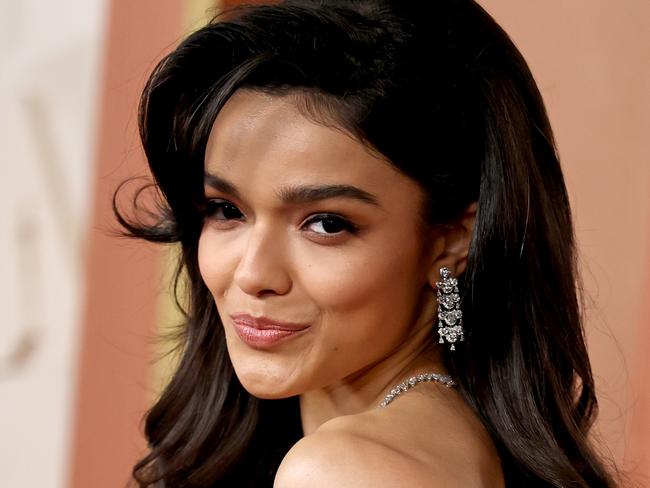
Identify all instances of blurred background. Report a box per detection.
[0,0,648,486]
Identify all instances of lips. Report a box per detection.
[229,313,310,349]
[230,313,309,331]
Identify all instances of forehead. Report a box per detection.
[204,89,421,201]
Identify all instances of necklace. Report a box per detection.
[379,372,456,408]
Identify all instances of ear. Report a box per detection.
[426,201,477,287]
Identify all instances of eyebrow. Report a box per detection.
[204,172,380,207]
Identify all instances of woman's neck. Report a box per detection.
[298,324,446,435]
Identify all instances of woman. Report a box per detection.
[116,0,618,486]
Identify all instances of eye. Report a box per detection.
[204,199,244,221]
[302,214,358,236]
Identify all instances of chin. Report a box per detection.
[245,388,294,400]
[231,357,304,400]
[237,375,300,400]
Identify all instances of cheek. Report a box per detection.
[197,228,235,297]
[293,234,426,335]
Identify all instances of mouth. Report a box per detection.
[229,313,310,350]
[230,313,310,331]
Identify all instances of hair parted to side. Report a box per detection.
[114,1,618,486]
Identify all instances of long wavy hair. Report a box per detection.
[115,1,618,486]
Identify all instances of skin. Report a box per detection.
[198,88,503,487]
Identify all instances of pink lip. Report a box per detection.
[229,313,310,350]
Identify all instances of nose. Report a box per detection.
[233,223,292,297]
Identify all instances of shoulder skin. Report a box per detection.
[273,414,503,488]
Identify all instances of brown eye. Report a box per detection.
[303,214,357,235]
[205,199,244,220]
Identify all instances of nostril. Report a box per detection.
[256,288,280,298]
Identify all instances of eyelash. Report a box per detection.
[202,199,359,236]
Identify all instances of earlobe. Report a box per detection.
[426,201,477,286]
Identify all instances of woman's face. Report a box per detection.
[198,89,443,399]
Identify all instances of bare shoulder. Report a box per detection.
[274,395,504,488]
[273,420,437,488]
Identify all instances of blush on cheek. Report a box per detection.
[296,241,425,363]
[197,230,240,299]
[300,248,415,312]
[197,237,210,285]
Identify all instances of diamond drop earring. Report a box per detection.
[435,266,464,351]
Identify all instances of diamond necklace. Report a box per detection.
[379,372,456,408]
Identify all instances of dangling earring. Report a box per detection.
[435,266,464,351]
